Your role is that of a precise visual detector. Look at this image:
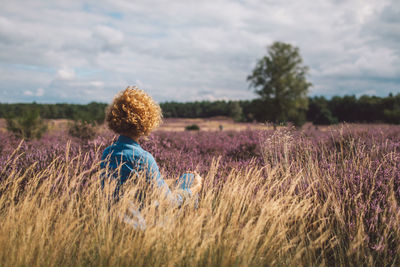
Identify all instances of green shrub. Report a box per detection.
[6,110,47,139]
[384,105,400,124]
[185,124,200,131]
[68,121,97,140]
[314,108,338,125]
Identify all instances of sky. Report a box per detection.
[0,0,399,104]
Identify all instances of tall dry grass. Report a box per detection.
[0,130,399,266]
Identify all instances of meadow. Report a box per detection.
[0,122,399,266]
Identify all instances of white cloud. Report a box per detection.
[89,81,104,87]
[36,88,44,96]
[23,88,44,97]
[57,67,75,80]
[23,90,33,96]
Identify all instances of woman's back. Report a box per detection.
[101,135,165,187]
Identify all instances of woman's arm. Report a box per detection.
[144,152,203,205]
[144,153,183,205]
[175,172,203,195]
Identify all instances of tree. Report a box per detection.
[383,93,400,124]
[228,101,243,122]
[6,109,47,139]
[247,41,311,126]
[307,96,338,125]
[328,95,358,122]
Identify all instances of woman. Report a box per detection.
[100,86,202,207]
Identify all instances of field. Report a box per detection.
[0,121,399,266]
[0,117,270,133]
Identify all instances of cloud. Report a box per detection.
[23,90,33,96]
[89,81,104,87]
[57,67,76,80]
[0,0,399,103]
[23,88,44,97]
[36,87,44,96]
[92,25,124,53]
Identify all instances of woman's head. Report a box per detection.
[106,86,162,138]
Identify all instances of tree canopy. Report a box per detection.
[247,41,311,125]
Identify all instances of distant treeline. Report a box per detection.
[1,93,400,124]
[162,94,400,124]
[0,102,107,124]
[307,94,400,125]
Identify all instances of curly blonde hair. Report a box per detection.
[106,86,162,137]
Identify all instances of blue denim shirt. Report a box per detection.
[100,135,194,205]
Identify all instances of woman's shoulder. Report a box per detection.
[134,147,156,163]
